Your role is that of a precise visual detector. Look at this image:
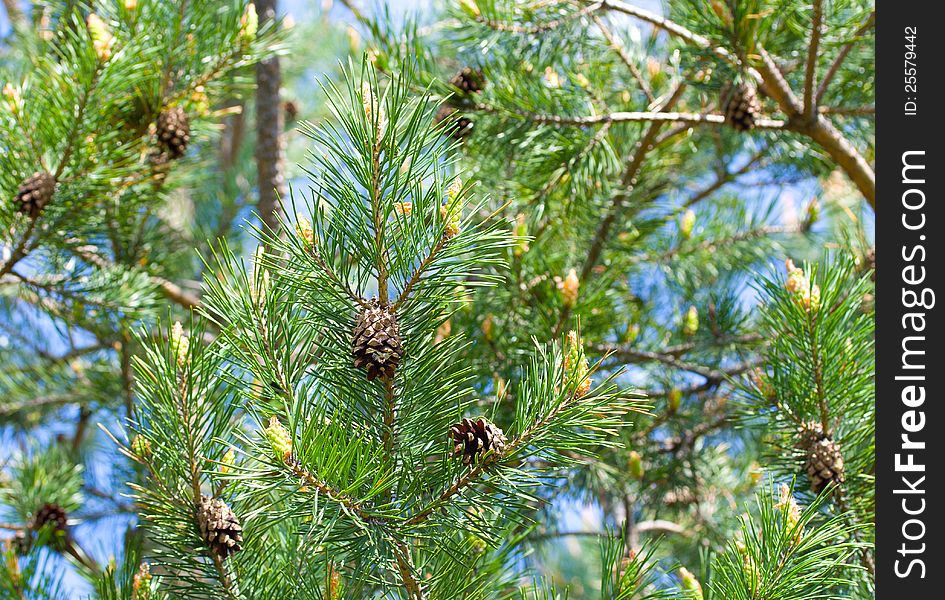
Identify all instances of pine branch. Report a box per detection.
[802,0,824,120]
[472,101,786,129]
[816,11,875,104]
[472,2,603,35]
[552,83,687,336]
[71,245,203,310]
[592,14,654,103]
[592,0,876,207]
[755,47,875,208]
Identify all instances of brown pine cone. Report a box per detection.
[196,495,243,559]
[723,82,761,132]
[15,171,56,219]
[797,422,844,493]
[805,437,845,494]
[434,104,473,140]
[155,106,191,158]
[352,300,403,381]
[31,502,68,533]
[449,67,486,95]
[449,417,507,465]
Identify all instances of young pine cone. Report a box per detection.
[722,82,761,132]
[352,300,403,381]
[449,67,486,95]
[196,495,243,559]
[155,106,191,158]
[450,417,507,465]
[798,422,845,493]
[31,502,68,533]
[434,104,473,140]
[15,171,56,218]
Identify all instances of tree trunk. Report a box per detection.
[255,0,286,239]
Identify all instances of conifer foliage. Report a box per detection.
[126,65,644,597]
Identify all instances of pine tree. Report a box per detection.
[1,1,876,597]
[123,65,645,597]
[343,0,874,596]
[0,0,281,593]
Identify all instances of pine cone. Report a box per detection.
[15,171,56,219]
[797,423,844,493]
[196,495,243,559]
[449,417,507,465]
[797,421,825,450]
[352,300,403,381]
[805,437,844,493]
[31,502,68,533]
[723,83,761,132]
[449,67,485,95]
[155,106,191,158]
[434,104,473,140]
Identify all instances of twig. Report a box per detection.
[593,0,876,207]
[593,14,654,103]
[816,12,875,104]
[475,2,602,34]
[803,0,824,120]
[473,101,786,129]
[552,83,688,337]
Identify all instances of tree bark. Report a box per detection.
[255,0,287,238]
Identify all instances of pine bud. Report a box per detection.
[296,214,315,246]
[170,321,189,368]
[264,416,292,461]
[495,376,508,400]
[481,314,494,341]
[393,202,413,216]
[131,562,153,600]
[542,66,561,88]
[680,209,696,239]
[679,567,703,600]
[801,283,821,312]
[435,318,451,343]
[459,0,481,17]
[87,14,114,61]
[3,83,22,114]
[774,483,802,541]
[558,268,579,306]
[682,305,699,336]
[513,213,530,257]
[563,330,591,398]
[361,81,387,140]
[131,434,152,459]
[190,86,210,116]
[250,245,270,305]
[440,178,463,238]
[327,562,343,600]
[628,450,644,480]
[220,448,236,475]
[667,388,682,413]
[785,259,805,293]
[125,0,139,11]
[646,57,661,78]
[748,462,763,486]
[240,3,258,44]
[346,25,361,52]
[575,72,590,88]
